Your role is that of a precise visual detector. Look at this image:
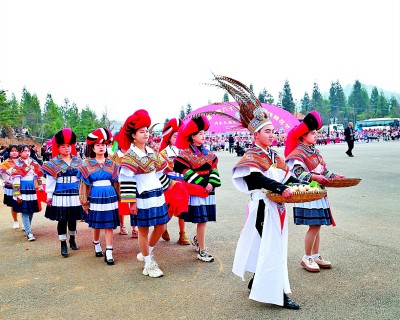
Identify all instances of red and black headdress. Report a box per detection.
[159,118,184,152]
[86,128,113,145]
[284,110,323,157]
[119,109,152,150]
[175,115,210,149]
[51,128,77,158]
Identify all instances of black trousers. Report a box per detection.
[57,220,77,235]
[346,140,354,155]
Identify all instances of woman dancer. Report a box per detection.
[174,115,221,262]
[42,129,84,257]
[285,110,345,272]
[118,109,169,278]
[10,144,44,241]
[0,145,20,230]
[159,118,190,245]
[77,128,119,265]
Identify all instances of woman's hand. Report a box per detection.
[82,203,89,214]
[312,174,330,186]
[46,198,52,207]
[281,187,293,200]
[130,202,138,215]
[205,183,213,193]
[16,196,22,204]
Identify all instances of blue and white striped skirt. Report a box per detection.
[179,191,216,223]
[131,187,169,227]
[87,184,119,229]
[45,182,84,221]
[293,196,332,226]
[12,179,39,214]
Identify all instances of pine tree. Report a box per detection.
[369,87,380,118]
[185,103,192,116]
[179,106,185,119]
[258,88,274,104]
[378,91,389,117]
[348,80,369,122]
[329,81,347,123]
[389,96,400,117]
[300,92,311,115]
[281,80,295,113]
[42,94,63,139]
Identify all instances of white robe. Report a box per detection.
[232,163,291,306]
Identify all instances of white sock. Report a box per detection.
[303,254,313,260]
[59,234,67,241]
[149,246,154,255]
[69,230,76,236]
[94,241,102,252]
[312,253,320,259]
[106,247,113,259]
[144,255,152,267]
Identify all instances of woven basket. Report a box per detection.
[263,189,327,203]
[327,178,361,188]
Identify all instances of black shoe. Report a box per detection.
[104,248,114,265]
[283,293,300,310]
[61,241,69,257]
[349,154,354,157]
[93,241,103,257]
[69,236,79,250]
[248,275,254,290]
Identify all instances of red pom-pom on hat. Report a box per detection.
[119,109,152,150]
[175,115,210,149]
[159,118,184,151]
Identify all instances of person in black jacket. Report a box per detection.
[344,122,355,157]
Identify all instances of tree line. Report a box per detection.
[260,79,400,125]
[0,87,113,142]
[1,79,400,144]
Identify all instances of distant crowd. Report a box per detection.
[1,127,399,164]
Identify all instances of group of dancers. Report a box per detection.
[1,109,221,279]
[1,75,347,310]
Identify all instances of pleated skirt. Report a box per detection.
[45,183,84,221]
[86,185,119,229]
[131,187,169,227]
[179,191,216,223]
[293,197,332,225]
[12,180,39,214]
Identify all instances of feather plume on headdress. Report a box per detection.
[206,75,272,133]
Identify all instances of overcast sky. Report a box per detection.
[1,0,399,124]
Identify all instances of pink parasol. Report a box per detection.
[184,102,299,134]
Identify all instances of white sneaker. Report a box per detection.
[142,261,164,278]
[197,249,214,262]
[21,225,25,231]
[300,256,320,272]
[137,252,154,262]
[13,222,19,230]
[27,233,36,241]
